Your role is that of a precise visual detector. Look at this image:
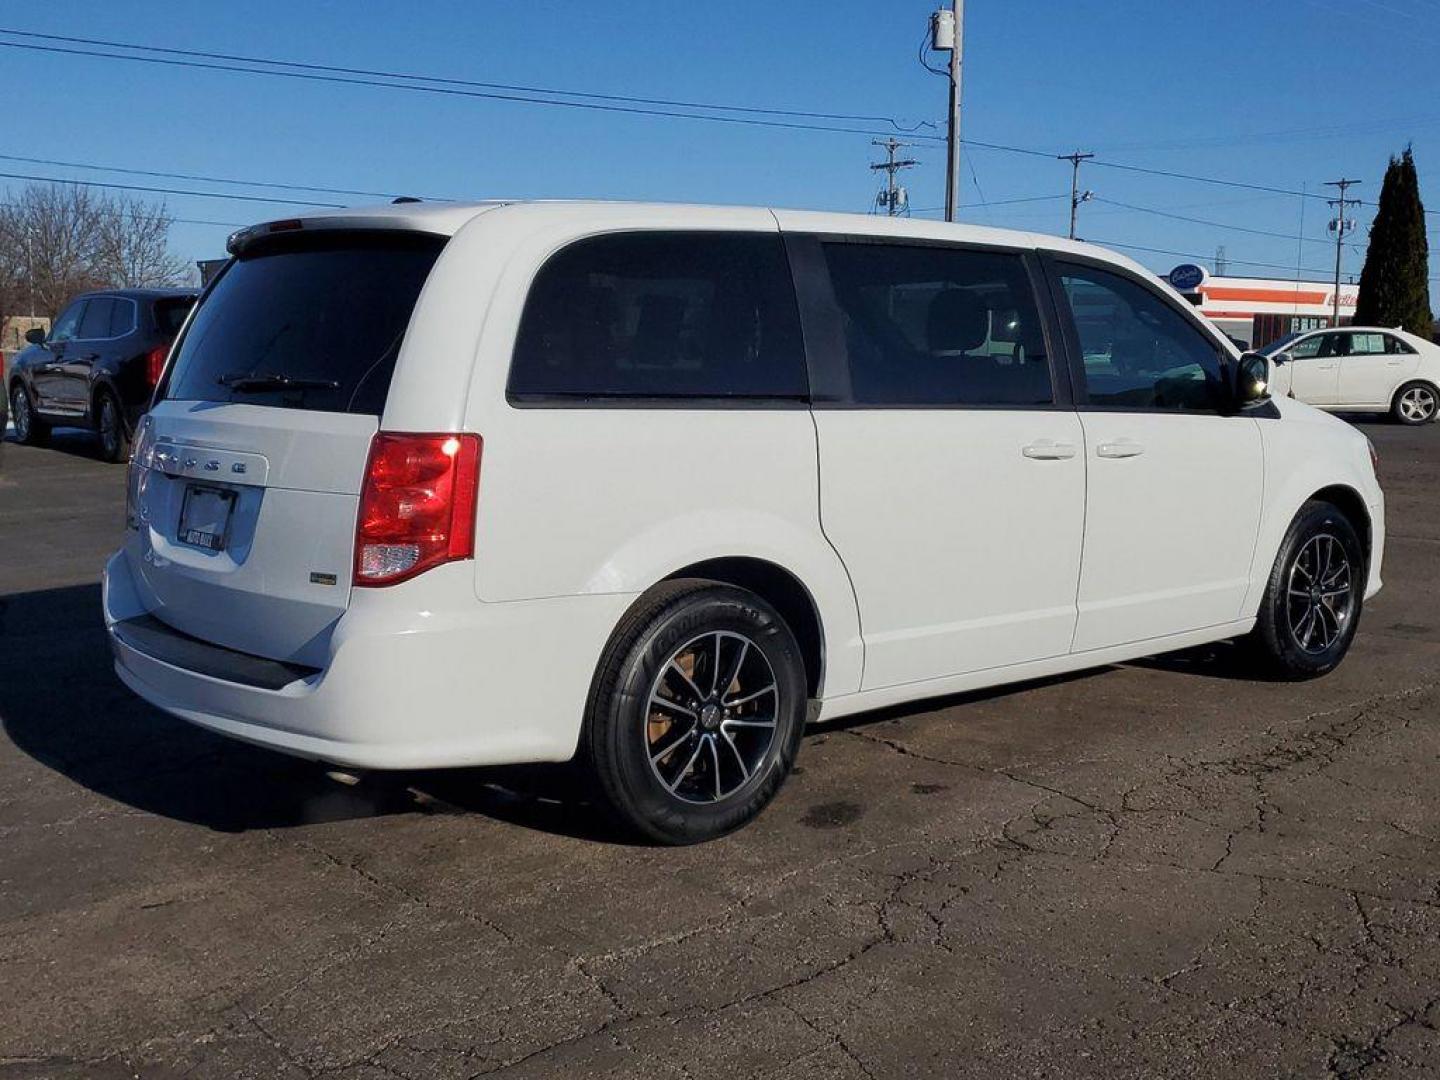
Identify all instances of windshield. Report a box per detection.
[160,232,445,415]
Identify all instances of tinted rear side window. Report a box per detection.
[161,233,445,415]
[820,242,1053,406]
[508,232,807,401]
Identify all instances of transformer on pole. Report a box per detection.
[929,2,964,222]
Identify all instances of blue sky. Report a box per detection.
[4,0,1438,292]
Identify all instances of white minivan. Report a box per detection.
[105,201,1384,843]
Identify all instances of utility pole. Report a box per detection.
[1324,178,1362,326]
[930,3,964,222]
[1058,151,1094,239]
[871,138,918,216]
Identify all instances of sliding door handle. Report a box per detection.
[1096,439,1145,459]
[1022,439,1078,460]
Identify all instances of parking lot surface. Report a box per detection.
[2,419,1439,1079]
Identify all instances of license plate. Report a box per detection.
[177,485,236,552]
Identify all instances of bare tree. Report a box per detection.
[0,183,193,322]
[95,194,191,288]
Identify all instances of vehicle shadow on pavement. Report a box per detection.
[8,427,107,462]
[1124,639,1270,682]
[0,582,639,842]
[0,582,1282,842]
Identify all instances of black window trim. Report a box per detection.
[1039,251,1271,419]
[788,231,1074,412]
[505,228,812,411]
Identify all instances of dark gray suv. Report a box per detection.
[8,288,197,462]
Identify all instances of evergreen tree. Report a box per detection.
[1354,147,1433,338]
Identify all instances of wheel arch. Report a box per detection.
[90,376,125,423]
[661,557,826,699]
[1309,484,1372,565]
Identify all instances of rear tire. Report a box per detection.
[583,579,807,844]
[1392,380,1438,425]
[1246,500,1365,679]
[95,390,131,463]
[9,382,49,446]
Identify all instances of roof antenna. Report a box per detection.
[391,196,422,204]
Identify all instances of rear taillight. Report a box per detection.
[354,432,482,586]
[145,345,168,387]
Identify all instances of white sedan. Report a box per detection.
[1264,326,1440,424]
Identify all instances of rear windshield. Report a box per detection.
[153,296,195,337]
[160,232,445,415]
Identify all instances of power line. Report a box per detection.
[0,26,938,132]
[0,199,240,228]
[1092,196,1335,245]
[1093,239,1347,280]
[0,35,943,144]
[0,152,435,202]
[910,194,1067,213]
[0,170,344,208]
[4,23,1435,229]
[0,29,1069,165]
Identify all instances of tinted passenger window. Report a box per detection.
[78,298,115,340]
[1060,265,1224,410]
[1386,334,1415,355]
[821,242,1052,405]
[509,232,806,401]
[162,233,444,415]
[108,299,136,337]
[1289,335,1324,359]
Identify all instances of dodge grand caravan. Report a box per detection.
[104,201,1384,843]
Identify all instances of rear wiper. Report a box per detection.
[217,372,340,393]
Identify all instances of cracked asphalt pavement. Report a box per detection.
[2,419,1439,1079]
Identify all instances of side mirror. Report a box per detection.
[24,327,45,345]
[1232,351,1271,406]
[1271,350,1292,367]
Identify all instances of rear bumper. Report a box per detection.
[104,552,633,770]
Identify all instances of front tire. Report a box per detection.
[583,580,808,844]
[95,390,131,463]
[1392,381,1438,425]
[1248,500,1365,679]
[9,382,49,446]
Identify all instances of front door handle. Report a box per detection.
[1022,439,1078,460]
[1096,439,1145,459]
